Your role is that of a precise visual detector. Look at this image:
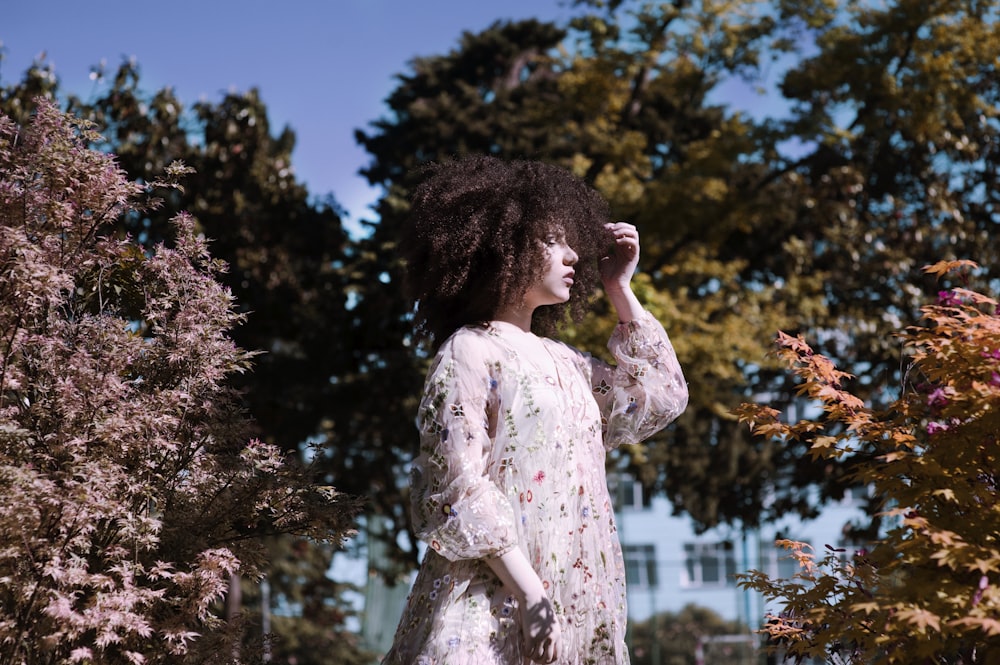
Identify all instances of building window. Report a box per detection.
[623,544,658,589]
[610,473,652,510]
[683,541,737,587]
[761,539,809,580]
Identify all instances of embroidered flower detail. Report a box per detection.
[582,506,590,518]
[449,403,465,418]
[593,379,612,395]
[526,490,534,503]
[533,470,546,483]
[429,589,438,600]
[433,578,443,589]
[447,636,461,648]
[625,397,639,414]
[441,503,457,518]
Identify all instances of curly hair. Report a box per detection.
[402,155,614,348]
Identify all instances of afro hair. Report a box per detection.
[403,155,615,347]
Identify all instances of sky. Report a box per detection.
[4,1,790,232]
[3,0,574,228]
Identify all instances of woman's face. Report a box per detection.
[523,231,579,310]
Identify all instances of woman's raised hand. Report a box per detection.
[599,221,640,294]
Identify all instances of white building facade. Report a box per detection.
[613,473,870,627]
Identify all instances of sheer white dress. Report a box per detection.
[381,311,688,665]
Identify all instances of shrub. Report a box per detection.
[735,261,1000,663]
[0,100,360,664]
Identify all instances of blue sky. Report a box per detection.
[4,1,790,230]
[3,0,573,226]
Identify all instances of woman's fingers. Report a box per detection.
[600,222,641,288]
[522,595,561,663]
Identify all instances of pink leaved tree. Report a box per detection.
[0,100,361,664]
[735,261,1000,663]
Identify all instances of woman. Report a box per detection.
[381,156,688,665]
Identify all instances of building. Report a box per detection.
[612,473,870,627]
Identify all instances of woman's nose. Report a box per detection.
[564,247,578,265]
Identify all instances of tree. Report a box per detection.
[0,100,360,663]
[627,604,749,665]
[736,261,1000,663]
[1,59,371,661]
[351,0,1000,558]
[349,5,816,566]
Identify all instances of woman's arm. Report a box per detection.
[591,222,689,447]
[410,333,518,561]
[600,221,644,323]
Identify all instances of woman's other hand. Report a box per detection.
[522,593,561,663]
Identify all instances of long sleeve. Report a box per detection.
[591,310,688,449]
[409,332,518,561]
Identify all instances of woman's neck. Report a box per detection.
[491,304,534,333]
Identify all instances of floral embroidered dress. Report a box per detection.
[381,311,688,665]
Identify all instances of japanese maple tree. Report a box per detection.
[0,100,360,664]
[735,260,1000,663]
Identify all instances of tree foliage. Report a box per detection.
[0,100,360,663]
[350,0,1000,561]
[736,261,1000,663]
[0,58,370,661]
[627,603,748,665]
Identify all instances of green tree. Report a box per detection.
[351,0,1000,561]
[736,261,1000,663]
[349,6,811,567]
[628,604,749,665]
[0,50,59,125]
